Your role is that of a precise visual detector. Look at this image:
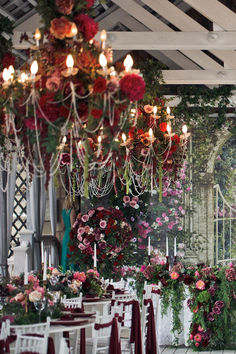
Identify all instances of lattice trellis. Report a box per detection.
[9,165,27,257]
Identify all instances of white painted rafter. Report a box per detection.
[184,0,236,31]
[102,31,236,50]
[141,0,236,69]
[162,70,236,85]
[111,0,223,70]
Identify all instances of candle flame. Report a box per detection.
[35,28,41,41]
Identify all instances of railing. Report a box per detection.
[214,184,236,264]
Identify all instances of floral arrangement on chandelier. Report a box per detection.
[68,206,133,279]
[0,0,146,191]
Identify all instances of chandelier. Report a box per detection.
[0,0,189,198]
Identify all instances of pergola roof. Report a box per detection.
[1,0,236,84]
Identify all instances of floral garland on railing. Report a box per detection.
[137,262,236,351]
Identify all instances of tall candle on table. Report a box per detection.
[24,252,28,285]
[49,252,52,268]
[94,243,97,268]
[41,241,44,264]
[43,249,47,281]
[174,237,177,257]
[148,236,151,256]
[166,236,169,257]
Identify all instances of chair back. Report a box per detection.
[58,337,70,354]
[144,283,160,320]
[92,314,120,354]
[14,334,47,354]
[12,317,50,337]
[61,293,82,309]
[0,319,10,340]
[112,292,136,302]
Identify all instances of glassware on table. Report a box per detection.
[34,298,46,322]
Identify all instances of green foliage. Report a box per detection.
[140,59,165,102]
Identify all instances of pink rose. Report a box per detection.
[129,200,137,208]
[196,280,205,290]
[170,272,179,280]
[99,220,107,229]
[73,271,86,282]
[7,284,16,292]
[78,227,85,235]
[144,105,153,114]
[88,209,95,217]
[46,76,61,91]
[140,265,146,273]
[81,214,89,222]
[194,334,202,342]
[123,196,130,203]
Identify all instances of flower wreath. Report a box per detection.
[68,207,133,278]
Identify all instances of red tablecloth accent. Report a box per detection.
[143,299,157,354]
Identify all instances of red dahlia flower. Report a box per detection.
[75,14,98,41]
[119,74,146,101]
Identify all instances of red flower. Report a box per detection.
[2,52,15,68]
[93,77,107,93]
[119,74,146,101]
[86,0,94,8]
[75,14,98,41]
[172,134,180,144]
[55,0,74,15]
[50,17,74,40]
[60,153,71,166]
[69,245,76,252]
[159,122,167,132]
[91,108,103,119]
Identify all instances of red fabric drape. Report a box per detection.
[143,299,157,354]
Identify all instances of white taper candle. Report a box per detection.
[43,249,47,281]
[41,241,44,264]
[148,236,151,256]
[174,237,177,257]
[166,236,169,257]
[24,252,28,285]
[94,243,97,268]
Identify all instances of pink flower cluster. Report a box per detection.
[123,195,139,209]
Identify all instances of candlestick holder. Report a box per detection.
[93,266,97,272]
[148,255,151,265]
[165,256,169,270]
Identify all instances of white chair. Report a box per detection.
[112,292,137,302]
[144,283,160,320]
[0,319,10,340]
[61,293,83,309]
[14,334,48,354]
[12,317,50,354]
[59,337,70,354]
[109,278,125,289]
[88,313,120,354]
